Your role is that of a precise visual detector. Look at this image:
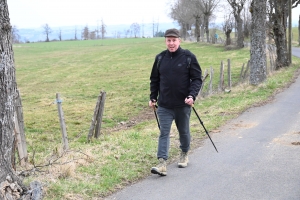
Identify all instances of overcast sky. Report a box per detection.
[7,0,175,29]
[7,0,300,29]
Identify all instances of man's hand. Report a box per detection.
[185,96,194,106]
[149,99,157,108]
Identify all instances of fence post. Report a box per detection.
[219,61,224,91]
[227,59,232,89]
[88,94,102,141]
[95,91,106,138]
[14,90,28,165]
[209,66,214,95]
[198,69,208,97]
[56,93,68,150]
[243,60,250,81]
[240,63,245,81]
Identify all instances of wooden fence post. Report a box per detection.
[243,60,250,81]
[227,59,232,89]
[88,94,102,141]
[240,63,245,81]
[56,93,69,150]
[198,69,208,97]
[88,91,106,140]
[219,61,224,91]
[209,66,214,95]
[14,90,27,166]
[95,91,106,138]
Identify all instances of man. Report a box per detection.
[149,28,202,176]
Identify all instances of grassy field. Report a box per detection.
[13,37,300,199]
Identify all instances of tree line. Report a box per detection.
[169,0,300,70]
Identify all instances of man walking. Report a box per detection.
[149,28,202,176]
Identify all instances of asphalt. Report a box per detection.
[105,49,300,200]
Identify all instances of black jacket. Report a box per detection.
[150,46,202,108]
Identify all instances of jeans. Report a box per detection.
[156,106,191,160]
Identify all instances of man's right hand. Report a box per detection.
[149,99,156,108]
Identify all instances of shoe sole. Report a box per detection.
[151,168,167,176]
[178,164,188,168]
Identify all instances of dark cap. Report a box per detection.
[164,28,180,38]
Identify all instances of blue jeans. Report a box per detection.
[156,106,191,160]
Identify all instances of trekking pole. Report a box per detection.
[152,104,160,130]
[192,105,218,153]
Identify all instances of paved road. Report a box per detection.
[106,50,300,200]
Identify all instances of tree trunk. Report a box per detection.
[249,0,267,85]
[0,0,28,198]
[182,23,187,41]
[195,16,200,42]
[204,16,210,43]
[225,30,232,45]
[273,16,289,69]
[236,16,244,48]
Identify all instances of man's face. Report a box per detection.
[165,37,181,52]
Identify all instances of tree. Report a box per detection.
[226,0,247,48]
[169,0,194,40]
[266,0,300,69]
[74,26,78,40]
[0,0,28,198]
[90,30,96,40]
[223,14,235,45]
[199,0,220,42]
[249,0,267,85]
[100,19,107,39]
[11,25,21,43]
[43,23,52,42]
[82,25,89,40]
[130,23,140,38]
[58,28,62,41]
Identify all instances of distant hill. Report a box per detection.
[17,22,180,42]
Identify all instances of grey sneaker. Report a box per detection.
[151,158,167,176]
[178,151,189,168]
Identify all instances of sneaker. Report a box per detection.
[178,151,189,168]
[151,158,167,176]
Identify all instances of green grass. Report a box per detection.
[13,38,300,199]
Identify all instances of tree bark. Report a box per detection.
[0,0,28,198]
[249,0,267,85]
[235,16,244,48]
[195,16,201,42]
[225,30,232,45]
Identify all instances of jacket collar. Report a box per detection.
[167,46,182,57]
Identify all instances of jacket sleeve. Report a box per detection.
[189,54,202,100]
[149,55,160,101]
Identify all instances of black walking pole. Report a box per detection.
[153,105,160,130]
[192,105,218,153]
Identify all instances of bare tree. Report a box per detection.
[249,0,267,85]
[90,30,96,40]
[11,25,21,43]
[58,28,62,41]
[100,19,107,39]
[223,14,235,45]
[130,22,140,38]
[0,1,29,198]
[227,0,247,48]
[43,23,52,42]
[82,25,89,40]
[169,0,194,40]
[243,0,252,38]
[199,0,220,42]
[74,26,78,40]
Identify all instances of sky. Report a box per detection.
[7,0,300,29]
[7,0,175,29]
